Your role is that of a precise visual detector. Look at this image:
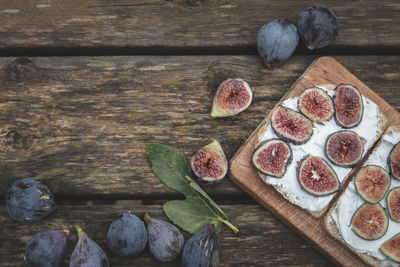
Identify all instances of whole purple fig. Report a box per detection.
[182,223,221,267]
[25,229,69,267]
[144,212,184,262]
[70,227,109,267]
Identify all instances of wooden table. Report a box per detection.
[0,1,399,266]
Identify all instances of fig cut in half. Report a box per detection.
[334,84,364,128]
[325,130,364,167]
[380,233,400,262]
[297,155,340,196]
[210,78,253,118]
[189,140,228,185]
[351,203,388,240]
[298,87,334,123]
[354,165,390,203]
[251,139,292,178]
[271,105,313,145]
[389,142,400,180]
[387,187,400,222]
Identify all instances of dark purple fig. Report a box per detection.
[298,87,334,123]
[189,140,228,185]
[70,227,109,267]
[144,213,184,262]
[251,139,292,178]
[334,84,363,128]
[387,187,400,222]
[297,155,340,196]
[271,105,313,145]
[298,6,338,50]
[210,78,253,118]
[182,223,221,267]
[380,233,400,262]
[106,212,147,257]
[351,203,388,240]
[5,178,57,223]
[354,165,390,203]
[389,142,400,180]
[325,130,364,167]
[25,230,69,267]
[257,18,299,68]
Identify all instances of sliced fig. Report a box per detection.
[351,203,388,240]
[189,140,228,185]
[298,87,334,123]
[380,233,400,262]
[297,155,340,196]
[210,78,253,118]
[389,142,400,180]
[387,187,400,222]
[325,130,364,167]
[334,84,364,128]
[271,105,313,144]
[354,165,390,203]
[251,139,292,178]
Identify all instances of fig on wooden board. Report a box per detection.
[387,187,400,222]
[210,78,253,118]
[334,84,364,128]
[389,142,400,180]
[298,87,334,123]
[271,105,313,145]
[354,165,390,203]
[325,130,364,167]
[380,233,400,262]
[351,203,388,240]
[251,139,292,178]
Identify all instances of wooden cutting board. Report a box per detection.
[229,56,400,266]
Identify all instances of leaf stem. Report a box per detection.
[221,219,239,233]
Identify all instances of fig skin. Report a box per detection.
[380,233,400,262]
[25,230,69,267]
[70,227,109,267]
[354,165,390,203]
[251,139,292,178]
[182,223,221,267]
[388,142,400,180]
[298,6,338,50]
[106,212,147,257]
[387,187,400,222]
[324,130,364,167]
[296,154,340,196]
[5,178,57,223]
[271,105,314,145]
[298,87,334,123]
[351,203,388,240]
[210,78,253,118]
[257,18,299,68]
[333,84,364,129]
[189,140,228,185]
[144,213,184,262]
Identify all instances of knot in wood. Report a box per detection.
[6,57,44,82]
[6,129,33,149]
[184,0,205,8]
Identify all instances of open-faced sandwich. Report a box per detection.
[252,84,386,217]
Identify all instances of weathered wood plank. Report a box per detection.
[0,204,332,266]
[0,55,399,199]
[0,0,398,50]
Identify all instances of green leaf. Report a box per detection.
[147,143,239,234]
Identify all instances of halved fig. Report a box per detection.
[251,139,292,178]
[271,106,313,145]
[189,140,228,185]
[298,87,334,123]
[334,84,364,128]
[351,203,388,240]
[387,187,400,222]
[325,130,364,167]
[389,142,400,180]
[297,155,340,196]
[380,233,400,262]
[210,78,253,118]
[354,165,390,203]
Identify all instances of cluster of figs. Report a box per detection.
[252,84,365,196]
[257,5,339,68]
[5,178,222,266]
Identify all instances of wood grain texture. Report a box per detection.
[229,57,400,266]
[0,0,399,50]
[0,204,332,266]
[0,56,400,200]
